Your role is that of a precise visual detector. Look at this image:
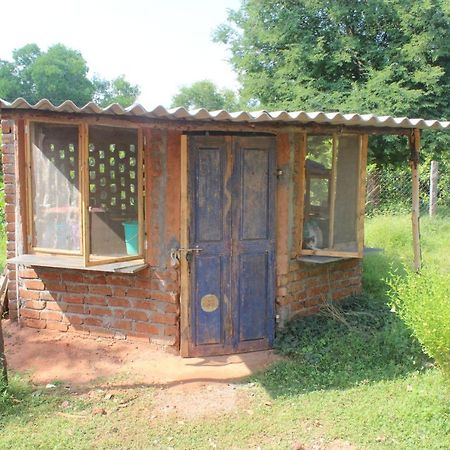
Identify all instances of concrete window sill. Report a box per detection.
[7,254,148,273]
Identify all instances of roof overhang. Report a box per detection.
[1,98,449,134]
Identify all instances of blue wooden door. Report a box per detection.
[188,135,275,356]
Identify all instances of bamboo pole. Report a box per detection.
[429,160,438,217]
[409,129,422,272]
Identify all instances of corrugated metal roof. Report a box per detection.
[1,97,449,130]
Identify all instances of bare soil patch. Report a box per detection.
[3,320,279,417]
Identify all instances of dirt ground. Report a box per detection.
[2,321,359,449]
[2,320,280,419]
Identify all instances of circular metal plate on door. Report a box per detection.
[200,294,219,313]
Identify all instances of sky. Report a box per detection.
[0,0,242,108]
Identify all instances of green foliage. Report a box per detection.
[215,0,450,164]
[265,296,426,395]
[171,80,239,110]
[0,44,140,107]
[388,268,450,375]
[92,75,141,107]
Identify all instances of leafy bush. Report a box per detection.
[388,267,450,375]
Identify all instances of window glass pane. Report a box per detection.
[303,135,361,254]
[88,126,139,258]
[303,136,332,250]
[30,123,80,251]
[332,135,360,252]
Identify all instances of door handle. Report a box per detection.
[170,247,203,264]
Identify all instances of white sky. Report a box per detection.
[0,0,242,108]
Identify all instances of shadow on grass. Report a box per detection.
[252,250,428,398]
[252,294,429,398]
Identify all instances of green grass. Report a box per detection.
[0,210,449,449]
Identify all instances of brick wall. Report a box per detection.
[1,119,18,319]
[276,258,362,324]
[1,118,364,349]
[17,266,179,345]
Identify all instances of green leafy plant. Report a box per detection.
[387,267,450,375]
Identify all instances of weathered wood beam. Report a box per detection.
[0,109,413,136]
[409,128,422,272]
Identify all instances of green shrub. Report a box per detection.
[387,267,450,375]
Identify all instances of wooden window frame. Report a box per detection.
[24,118,145,266]
[298,133,368,259]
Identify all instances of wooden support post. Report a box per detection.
[0,271,9,388]
[429,160,438,217]
[0,317,7,389]
[409,129,422,272]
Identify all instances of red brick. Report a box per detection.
[85,274,106,284]
[23,300,46,310]
[39,271,62,281]
[164,325,178,336]
[112,319,132,331]
[46,302,64,311]
[106,275,132,286]
[46,321,69,332]
[65,283,88,294]
[20,308,41,319]
[88,285,112,296]
[23,318,46,329]
[127,288,148,298]
[89,306,112,316]
[134,322,159,335]
[150,291,178,303]
[65,304,85,314]
[40,291,57,301]
[151,313,177,326]
[63,295,84,304]
[85,295,107,306]
[41,310,63,322]
[23,279,45,290]
[84,317,103,327]
[19,269,38,279]
[61,272,84,283]
[112,309,125,318]
[65,314,84,325]
[6,222,15,232]
[113,286,128,297]
[130,299,155,310]
[19,288,40,300]
[108,297,130,307]
[164,303,178,314]
[124,310,148,322]
[44,281,65,292]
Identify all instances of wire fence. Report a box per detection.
[366,159,450,217]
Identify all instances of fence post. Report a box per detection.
[429,160,438,217]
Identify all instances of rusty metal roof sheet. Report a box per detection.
[1,97,449,130]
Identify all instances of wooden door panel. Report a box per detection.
[237,252,269,342]
[187,135,275,356]
[241,149,270,240]
[233,137,276,352]
[188,137,232,355]
[192,254,227,346]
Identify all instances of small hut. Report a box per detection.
[1,98,447,356]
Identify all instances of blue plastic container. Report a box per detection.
[122,220,139,255]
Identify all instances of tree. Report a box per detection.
[214,0,450,164]
[0,44,140,107]
[93,75,141,107]
[171,80,239,111]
